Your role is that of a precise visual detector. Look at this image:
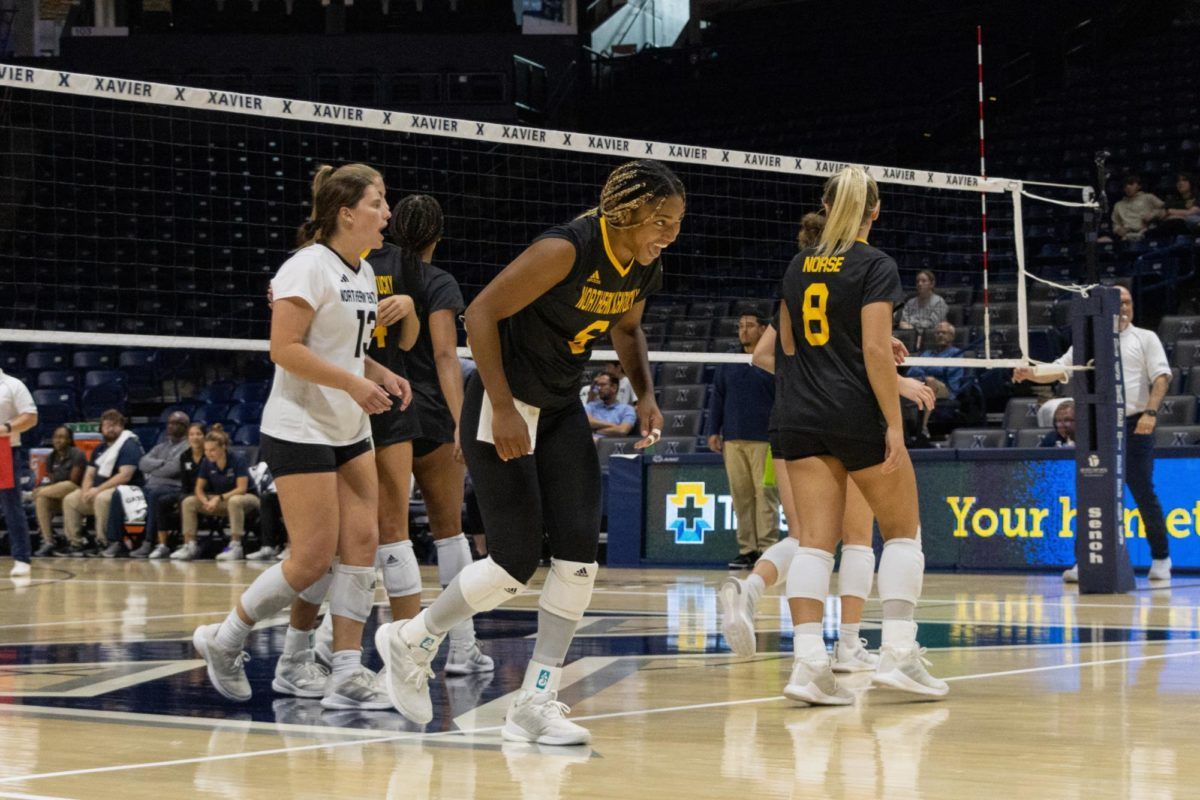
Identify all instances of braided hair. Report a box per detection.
[387,194,444,310]
[592,159,685,229]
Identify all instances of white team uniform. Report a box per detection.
[261,244,379,446]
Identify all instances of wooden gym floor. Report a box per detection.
[1,560,1198,799]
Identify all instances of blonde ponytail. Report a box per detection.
[815,166,879,257]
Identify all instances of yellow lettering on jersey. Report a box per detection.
[569,320,611,355]
[375,275,393,295]
[575,287,639,315]
[600,217,635,277]
[372,325,387,349]
[802,255,845,273]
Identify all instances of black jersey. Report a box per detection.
[405,262,465,442]
[775,240,904,440]
[365,244,417,378]
[500,214,662,409]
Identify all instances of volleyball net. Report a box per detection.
[0,63,1095,377]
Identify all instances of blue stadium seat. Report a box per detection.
[658,363,704,386]
[659,384,708,411]
[35,402,71,426]
[81,384,127,418]
[950,429,1008,449]
[232,381,270,404]
[84,369,126,389]
[72,350,116,370]
[193,403,233,426]
[232,423,260,446]
[33,387,77,412]
[1154,426,1200,448]
[1003,398,1042,431]
[37,370,78,389]
[1156,395,1197,426]
[227,402,263,426]
[1012,428,1052,448]
[25,350,69,370]
[133,425,164,447]
[197,381,236,404]
[664,410,703,437]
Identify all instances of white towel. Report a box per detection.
[95,430,136,479]
[477,392,540,452]
[115,485,147,524]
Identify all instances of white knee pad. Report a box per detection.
[435,533,472,587]
[758,537,800,587]
[837,544,875,601]
[457,556,526,613]
[877,537,924,606]
[329,563,376,623]
[298,565,334,605]
[240,562,300,623]
[785,547,835,602]
[378,540,422,597]
[539,558,598,622]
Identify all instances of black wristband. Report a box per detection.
[1144,409,1158,418]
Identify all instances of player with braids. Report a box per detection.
[376,160,684,741]
[311,194,494,677]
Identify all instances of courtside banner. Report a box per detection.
[627,452,1200,569]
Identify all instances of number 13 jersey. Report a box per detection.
[777,240,904,440]
[499,214,662,409]
[262,243,379,446]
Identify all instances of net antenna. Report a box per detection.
[0,64,1095,372]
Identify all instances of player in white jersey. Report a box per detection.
[194,163,411,710]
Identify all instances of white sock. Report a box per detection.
[521,660,562,694]
[793,622,826,660]
[215,610,252,651]
[745,573,766,605]
[330,649,360,681]
[839,623,861,647]
[284,625,312,656]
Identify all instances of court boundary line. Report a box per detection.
[3,643,1199,786]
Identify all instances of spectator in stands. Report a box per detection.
[898,269,949,335]
[0,369,38,577]
[147,421,205,559]
[32,426,87,557]
[103,410,191,558]
[904,320,966,442]
[59,409,143,558]
[1039,400,1075,447]
[706,313,779,569]
[586,370,637,438]
[1014,285,1172,582]
[579,360,637,406]
[1158,172,1200,235]
[905,321,966,397]
[174,425,258,561]
[1111,174,1164,241]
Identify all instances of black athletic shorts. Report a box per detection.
[768,430,782,454]
[773,429,886,472]
[370,404,422,450]
[412,437,449,459]
[260,433,374,478]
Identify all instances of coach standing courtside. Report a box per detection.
[0,369,38,577]
[1014,284,1173,582]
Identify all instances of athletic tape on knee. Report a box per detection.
[877,537,924,606]
[435,533,472,587]
[538,558,598,622]
[239,562,300,623]
[378,540,422,597]
[457,556,525,613]
[758,537,800,587]
[329,564,376,623]
[298,566,334,605]
[837,544,876,601]
[785,547,835,602]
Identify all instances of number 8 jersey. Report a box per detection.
[499,213,662,409]
[777,240,904,440]
[262,243,379,446]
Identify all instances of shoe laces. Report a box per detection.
[229,651,250,670]
[404,661,435,688]
[533,694,572,720]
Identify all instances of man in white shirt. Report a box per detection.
[1014,285,1173,581]
[0,370,39,577]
